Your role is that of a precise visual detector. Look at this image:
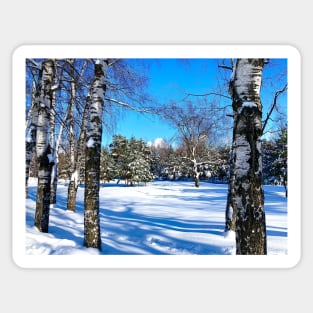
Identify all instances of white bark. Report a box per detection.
[25,67,39,197]
[34,59,55,233]
[84,59,108,249]
[230,58,267,255]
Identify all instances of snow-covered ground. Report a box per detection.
[25,178,287,256]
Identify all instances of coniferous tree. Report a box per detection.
[263,127,287,197]
[100,147,116,183]
[110,134,130,184]
[273,127,288,197]
[127,137,153,185]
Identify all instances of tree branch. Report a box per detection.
[183,92,232,101]
[262,84,288,134]
[104,97,155,114]
[218,65,233,71]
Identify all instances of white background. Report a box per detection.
[1,1,311,312]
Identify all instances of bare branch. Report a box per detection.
[104,97,156,114]
[27,59,41,69]
[183,92,232,101]
[218,65,233,71]
[262,83,288,134]
[108,59,122,67]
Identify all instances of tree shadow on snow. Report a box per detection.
[98,203,230,255]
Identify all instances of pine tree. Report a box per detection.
[273,127,287,197]
[127,138,153,185]
[100,147,116,183]
[110,134,130,184]
[263,127,287,196]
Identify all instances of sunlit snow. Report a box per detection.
[25,178,287,255]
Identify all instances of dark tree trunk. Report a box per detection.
[35,146,53,232]
[194,175,200,188]
[225,147,236,232]
[230,58,267,255]
[84,60,108,250]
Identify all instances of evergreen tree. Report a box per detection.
[263,127,287,196]
[273,127,287,196]
[110,134,130,183]
[100,147,116,183]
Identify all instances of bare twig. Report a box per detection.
[104,97,156,114]
[262,83,288,134]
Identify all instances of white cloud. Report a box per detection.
[153,137,165,148]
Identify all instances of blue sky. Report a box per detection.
[103,59,230,145]
[103,58,287,146]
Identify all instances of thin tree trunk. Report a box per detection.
[225,146,236,232]
[84,59,108,249]
[34,59,55,233]
[230,58,267,255]
[66,60,77,211]
[193,160,200,188]
[49,63,58,204]
[67,95,90,211]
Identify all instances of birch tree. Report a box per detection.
[34,59,55,233]
[84,59,108,249]
[25,66,38,197]
[67,94,90,211]
[66,59,77,210]
[49,60,59,204]
[230,58,267,255]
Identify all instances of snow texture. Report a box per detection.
[86,137,95,148]
[71,170,78,183]
[25,178,287,255]
[242,101,257,108]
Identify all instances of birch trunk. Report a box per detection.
[34,59,55,233]
[192,159,200,188]
[84,60,107,249]
[231,58,267,255]
[49,64,58,204]
[67,95,90,211]
[25,68,38,197]
[66,60,77,211]
[67,59,89,212]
